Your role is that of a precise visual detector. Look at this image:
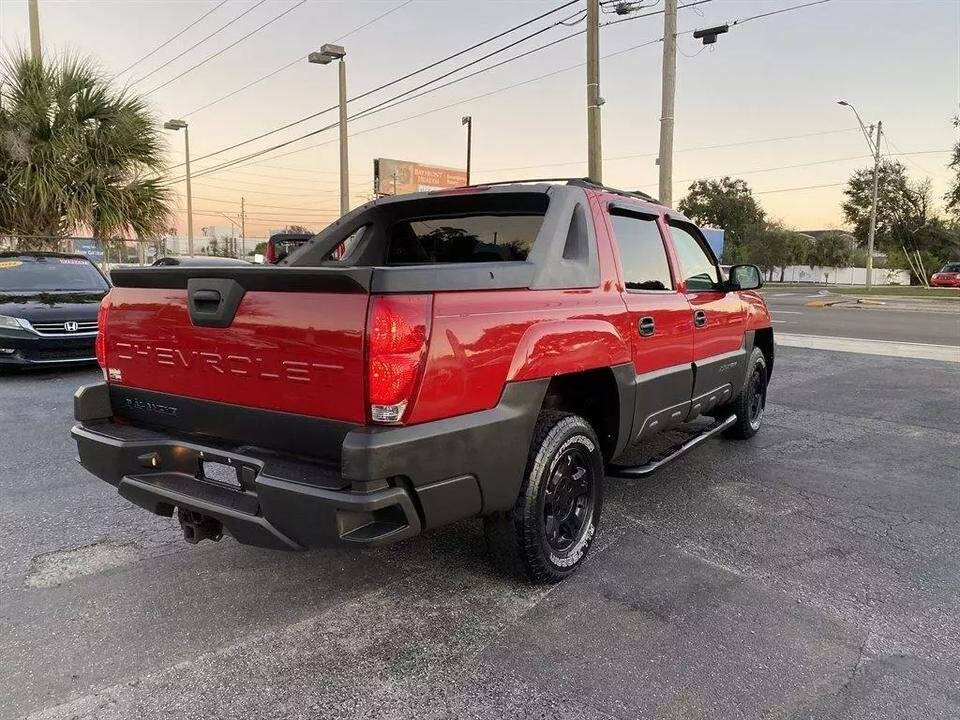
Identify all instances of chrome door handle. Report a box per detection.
[638,316,655,337]
[693,310,707,328]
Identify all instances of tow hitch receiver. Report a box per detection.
[178,508,224,544]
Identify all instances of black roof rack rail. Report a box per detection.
[461,177,660,205]
[564,178,660,204]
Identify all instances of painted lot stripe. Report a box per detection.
[777,333,960,363]
[773,311,803,314]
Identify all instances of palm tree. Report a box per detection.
[0,50,171,250]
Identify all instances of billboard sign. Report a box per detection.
[374,158,467,196]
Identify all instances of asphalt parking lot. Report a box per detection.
[2,344,958,720]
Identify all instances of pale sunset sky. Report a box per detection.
[2,0,958,238]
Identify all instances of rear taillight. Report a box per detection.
[95,298,108,375]
[366,294,432,424]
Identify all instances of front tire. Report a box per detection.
[723,346,768,440]
[484,411,604,583]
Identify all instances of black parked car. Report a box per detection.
[0,252,109,368]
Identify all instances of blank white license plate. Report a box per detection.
[202,460,241,488]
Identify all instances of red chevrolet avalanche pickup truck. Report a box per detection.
[71,180,773,582]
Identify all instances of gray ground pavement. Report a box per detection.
[2,336,958,719]
[758,288,959,346]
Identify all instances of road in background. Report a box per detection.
[2,346,958,720]
[760,289,960,346]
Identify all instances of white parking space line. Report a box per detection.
[777,333,960,363]
[773,311,803,315]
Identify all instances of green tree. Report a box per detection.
[742,226,806,281]
[841,160,931,254]
[678,177,766,247]
[0,50,170,248]
[805,232,853,269]
[946,116,960,222]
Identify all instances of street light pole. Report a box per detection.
[461,116,472,185]
[164,119,194,256]
[337,56,349,216]
[309,44,349,217]
[837,100,881,290]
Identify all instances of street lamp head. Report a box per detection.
[462,116,471,125]
[836,99,849,107]
[163,119,187,130]
[308,43,346,65]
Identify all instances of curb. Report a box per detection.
[806,299,847,308]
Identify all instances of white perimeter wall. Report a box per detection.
[766,266,911,286]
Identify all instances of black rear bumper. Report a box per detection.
[71,380,547,549]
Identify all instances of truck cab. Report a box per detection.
[71,180,772,582]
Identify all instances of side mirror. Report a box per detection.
[727,264,763,291]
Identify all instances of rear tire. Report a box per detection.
[484,411,604,583]
[723,346,768,440]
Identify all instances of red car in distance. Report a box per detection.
[930,262,960,288]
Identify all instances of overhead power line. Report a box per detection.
[167,0,585,169]
[473,129,863,174]
[166,0,704,179]
[182,0,415,117]
[753,182,844,195]
[169,0,830,183]
[143,0,309,95]
[114,0,229,77]
[129,0,269,87]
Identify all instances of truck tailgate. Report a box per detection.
[104,268,371,424]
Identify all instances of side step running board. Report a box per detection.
[609,414,737,478]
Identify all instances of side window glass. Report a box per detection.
[609,213,673,291]
[670,224,719,291]
[324,225,366,262]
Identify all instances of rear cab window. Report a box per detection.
[288,191,551,267]
[387,215,542,264]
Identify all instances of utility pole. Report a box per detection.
[586,0,602,183]
[241,197,246,258]
[866,120,882,291]
[462,116,472,186]
[657,0,678,206]
[28,0,41,62]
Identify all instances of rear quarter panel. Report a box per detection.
[407,193,631,424]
